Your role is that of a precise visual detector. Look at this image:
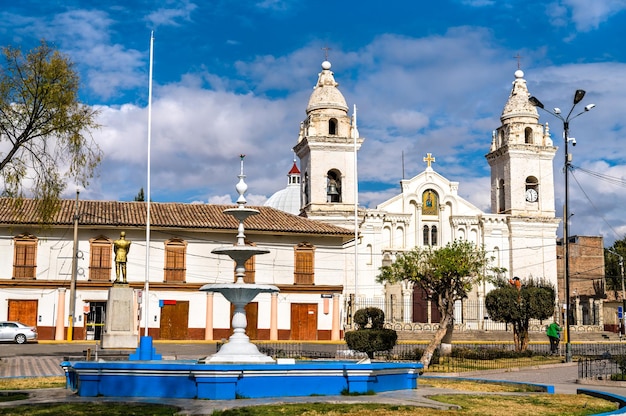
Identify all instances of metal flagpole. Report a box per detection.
[144,31,154,337]
[352,105,359,311]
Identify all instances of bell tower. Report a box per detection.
[293,60,363,229]
[486,69,560,284]
[486,69,557,218]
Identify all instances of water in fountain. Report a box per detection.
[199,155,278,363]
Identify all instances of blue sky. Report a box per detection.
[2,0,626,245]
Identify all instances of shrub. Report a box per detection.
[344,329,398,359]
[353,307,385,329]
[345,307,397,359]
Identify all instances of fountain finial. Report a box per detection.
[235,154,248,206]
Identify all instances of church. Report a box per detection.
[267,61,561,330]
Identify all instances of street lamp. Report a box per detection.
[529,90,595,363]
[608,249,626,337]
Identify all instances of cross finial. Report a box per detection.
[321,46,331,61]
[423,153,436,169]
[514,53,523,70]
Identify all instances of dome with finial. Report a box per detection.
[306,61,349,114]
[500,69,539,124]
[264,161,301,215]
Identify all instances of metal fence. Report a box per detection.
[225,341,626,374]
[579,356,626,381]
[351,298,565,331]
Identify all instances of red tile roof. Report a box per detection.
[0,198,353,237]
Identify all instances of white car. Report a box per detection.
[0,321,37,344]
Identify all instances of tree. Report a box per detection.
[485,277,555,352]
[134,187,145,202]
[606,237,626,300]
[377,240,497,368]
[344,307,397,359]
[0,40,101,222]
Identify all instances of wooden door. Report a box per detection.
[413,286,440,323]
[159,301,189,339]
[230,303,258,340]
[290,303,317,340]
[8,300,37,326]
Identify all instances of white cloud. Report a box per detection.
[549,0,626,31]
[145,0,198,28]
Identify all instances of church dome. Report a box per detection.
[306,61,349,114]
[500,69,539,124]
[264,162,302,215]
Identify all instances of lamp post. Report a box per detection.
[608,249,626,337]
[529,90,595,363]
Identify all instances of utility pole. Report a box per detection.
[67,190,80,340]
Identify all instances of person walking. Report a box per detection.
[546,321,562,354]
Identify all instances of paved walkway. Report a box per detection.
[2,357,626,415]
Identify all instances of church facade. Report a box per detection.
[270,62,562,329]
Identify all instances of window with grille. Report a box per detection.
[13,234,37,279]
[165,239,187,283]
[294,242,315,285]
[89,236,112,281]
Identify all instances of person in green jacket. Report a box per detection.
[546,321,562,354]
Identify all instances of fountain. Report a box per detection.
[199,155,278,363]
[61,156,422,400]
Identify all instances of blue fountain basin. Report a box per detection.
[61,359,422,400]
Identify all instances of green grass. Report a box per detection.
[0,403,180,415]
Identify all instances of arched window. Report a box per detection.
[13,234,37,279]
[525,127,533,144]
[329,118,337,135]
[294,242,315,284]
[498,179,506,213]
[89,236,112,281]
[165,238,187,282]
[423,225,430,246]
[431,226,438,246]
[525,176,539,203]
[304,171,310,205]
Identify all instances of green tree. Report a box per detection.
[134,187,145,202]
[485,277,555,352]
[0,40,101,222]
[606,237,626,300]
[344,307,397,359]
[377,240,497,368]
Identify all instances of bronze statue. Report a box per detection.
[113,231,131,283]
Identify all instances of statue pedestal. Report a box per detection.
[101,284,138,349]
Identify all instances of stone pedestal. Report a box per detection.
[101,285,138,349]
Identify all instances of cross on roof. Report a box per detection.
[514,53,523,70]
[321,46,331,61]
[423,153,436,168]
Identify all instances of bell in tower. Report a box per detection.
[327,171,341,203]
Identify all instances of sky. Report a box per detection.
[1,0,626,246]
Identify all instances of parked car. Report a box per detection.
[0,321,37,344]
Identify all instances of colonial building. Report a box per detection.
[0,198,353,341]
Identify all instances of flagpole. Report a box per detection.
[352,105,359,311]
[144,31,154,337]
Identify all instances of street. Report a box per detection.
[0,341,219,359]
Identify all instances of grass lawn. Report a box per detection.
[0,374,619,415]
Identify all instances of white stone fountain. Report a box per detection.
[199,155,279,363]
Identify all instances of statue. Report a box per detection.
[113,231,131,283]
